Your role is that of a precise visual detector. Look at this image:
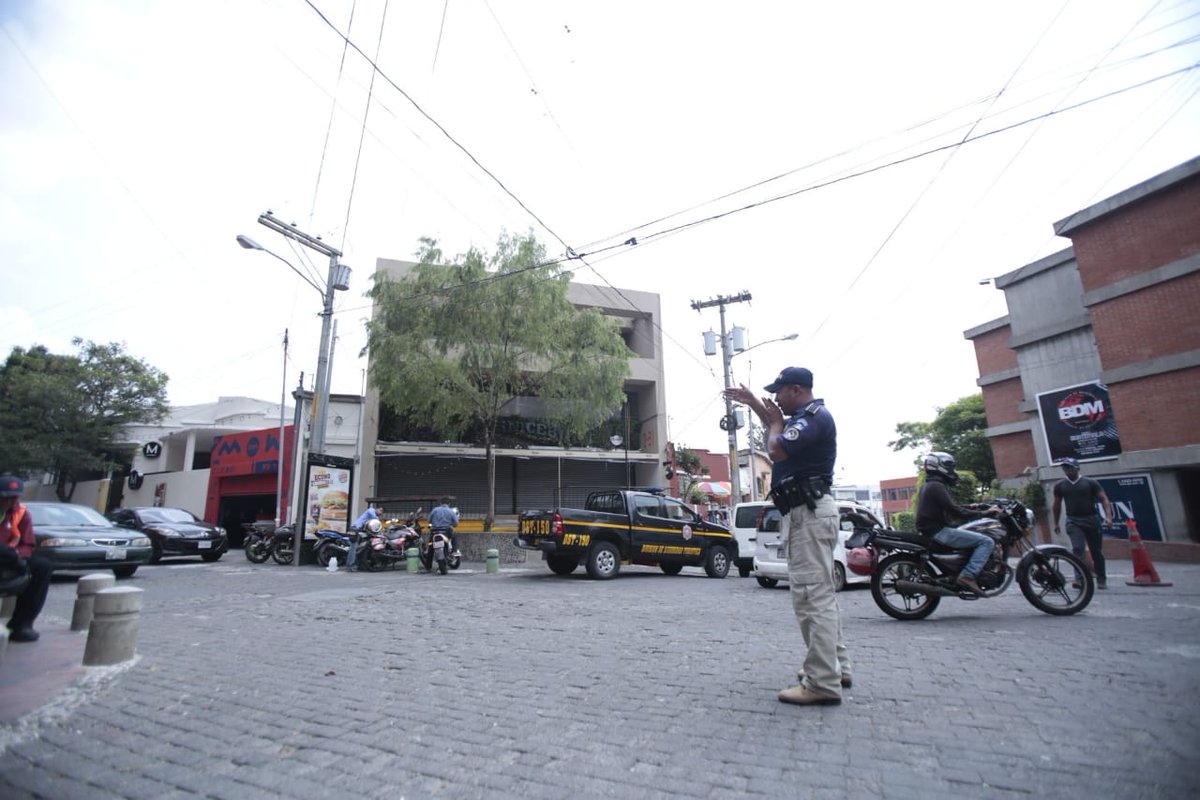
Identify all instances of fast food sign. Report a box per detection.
[302,454,355,535]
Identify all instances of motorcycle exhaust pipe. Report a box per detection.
[894,579,958,597]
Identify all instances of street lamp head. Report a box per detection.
[236,234,264,251]
[783,333,799,341]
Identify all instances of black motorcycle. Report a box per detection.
[243,521,276,564]
[850,498,1094,619]
[270,525,298,565]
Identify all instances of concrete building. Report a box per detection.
[965,156,1200,558]
[356,260,668,517]
[28,393,365,545]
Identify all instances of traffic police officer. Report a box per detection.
[725,366,849,705]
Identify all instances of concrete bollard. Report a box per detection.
[83,586,144,666]
[72,573,116,632]
[486,548,500,574]
[406,547,419,573]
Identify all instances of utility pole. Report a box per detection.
[691,291,751,503]
[255,211,349,455]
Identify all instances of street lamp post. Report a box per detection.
[238,215,350,567]
[236,214,350,456]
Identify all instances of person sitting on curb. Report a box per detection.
[428,497,461,557]
[0,475,53,643]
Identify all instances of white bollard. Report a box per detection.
[72,573,116,632]
[83,586,144,666]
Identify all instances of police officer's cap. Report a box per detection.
[764,367,813,393]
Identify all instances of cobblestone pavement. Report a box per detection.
[1,555,1198,799]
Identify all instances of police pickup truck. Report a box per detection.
[515,489,736,580]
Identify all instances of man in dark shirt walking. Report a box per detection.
[1052,458,1113,589]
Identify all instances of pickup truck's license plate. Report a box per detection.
[198,540,212,549]
[105,547,127,560]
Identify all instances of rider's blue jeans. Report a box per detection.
[932,526,994,579]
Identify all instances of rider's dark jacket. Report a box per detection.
[915,474,975,536]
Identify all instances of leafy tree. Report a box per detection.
[888,393,995,489]
[365,232,630,529]
[672,446,707,498]
[0,339,169,500]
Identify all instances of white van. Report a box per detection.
[754,502,884,591]
[730,501,772,578]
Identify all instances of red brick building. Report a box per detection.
[965,156,1200,558]
[880,475,919,527]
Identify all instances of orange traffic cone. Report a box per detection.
[1125,520,1172,587]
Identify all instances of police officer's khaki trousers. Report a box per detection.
[783,494,849,697]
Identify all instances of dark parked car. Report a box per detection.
[107,507,228,563]
[23,502,152,578]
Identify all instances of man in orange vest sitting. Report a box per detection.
[1,475,53,642]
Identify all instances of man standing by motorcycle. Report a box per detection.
[915,452,996,594]
[428,497,461,558]
[1052,458,1113,590]
[725,366,848,707]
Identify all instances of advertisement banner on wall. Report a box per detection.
[1036,381,1122,464]
[1094,474,1163,541]
[301,453,354,535]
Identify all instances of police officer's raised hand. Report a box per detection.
[722,384,757,407]
[723,384,783,428]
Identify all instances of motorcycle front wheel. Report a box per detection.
[244,537,271,564]
[271,536,295,565]
[315,542,338,568]
[1017,550,1093,615]
[359,547,385,572]
[871,553,941,621]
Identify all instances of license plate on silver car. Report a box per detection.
[105,547,127,560]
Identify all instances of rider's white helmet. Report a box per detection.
[366,518,382,533]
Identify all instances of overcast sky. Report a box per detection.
[3,0,1198,485]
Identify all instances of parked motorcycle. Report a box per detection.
[313,528,364,569]
[359,512,423,572]
[243,521,276,564]
[849,498,1094,619]
[270,525,297,565]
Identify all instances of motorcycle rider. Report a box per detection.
[428,497,460,557]
[914,452,996,595]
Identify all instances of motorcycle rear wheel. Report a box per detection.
[1017,550,1093,615]
[871,553,941,620]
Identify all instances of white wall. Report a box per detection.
[29,469,212,517]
